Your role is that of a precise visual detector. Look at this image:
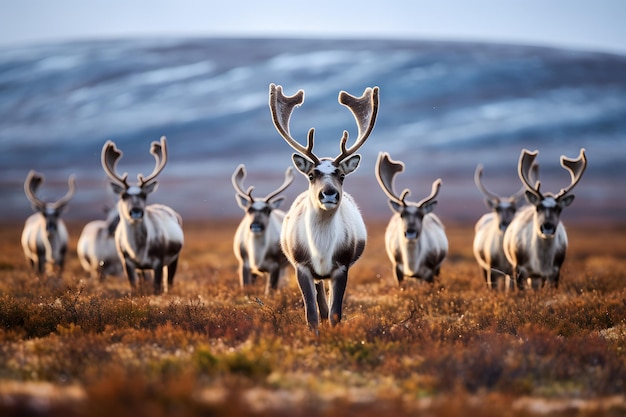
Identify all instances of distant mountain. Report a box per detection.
[1,37,625,223]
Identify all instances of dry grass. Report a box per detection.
[0,219,625,416]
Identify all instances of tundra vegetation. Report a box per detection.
[0,219,625,417]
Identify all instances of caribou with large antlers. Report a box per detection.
[503,148,587,289]
[232,164,293,293]
[101,136,184,294]
[472,164,527,290]
[375,152,447,284]
[21,170,76,276]
[269,83,378,330]
[77,206,122,281]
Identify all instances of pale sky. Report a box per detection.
[1,0,625,54]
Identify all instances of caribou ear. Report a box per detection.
[110,182,125,195]
[269,196,285,210]
[524,190,541,205]
[292,154,314,175]
[559,194,575,207]
[339,154,361,175]
[143,181,158,195]
[388,199,403,214]
[421,200,437,214]
[235,194,250,210]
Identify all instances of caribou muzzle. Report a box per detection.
[129,207,144,220]
[540,222,557,236]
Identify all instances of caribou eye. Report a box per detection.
[339,173,346,183]
[308,173,314,182]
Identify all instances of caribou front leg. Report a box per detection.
[296,266,319,330]
[329,267,348,326]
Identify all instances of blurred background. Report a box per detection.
[1,0,625,224]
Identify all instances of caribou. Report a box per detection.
[21,170,76,276]
[269,83,378,330]
[375,152,448,284]
[472,164,527,290]
[232,164,294,293]
[77,206,123,280]
[503,148,587,289]
[101,136,184,294]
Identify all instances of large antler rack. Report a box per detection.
[475,164,526,203]
[269,83,379,165]
[101,141,129,188]
[138,136,168,186]
[376,152,442,209]
[556,148,587,199]
[232,164,294,203]
[24,170,76,211]
[518,148,586,200]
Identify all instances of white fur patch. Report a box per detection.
[127,186,142,195]
[541,197,558,208]
[317,160,336,175]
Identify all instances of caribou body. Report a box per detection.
[269,83,378,329]
[472,164,526,290]
[503,148,587,289]
[101,136,184,294]
[232,164,293,293]
[375,152,447,284]
[21,170,76,276]
[77,207,123,280]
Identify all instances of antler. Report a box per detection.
[375,152,410,206]
[518,149,542,199]
[474,165,500,202]
[138,136,168,186]
[335,86,379,163]
[269,84,319,164]
[24,170,46,211]
[475,164,528,202]
[417,179,442,208]
[231,164,254,203]
[24,170,76,210]
[555,148,587,199]
[101,140,129,188]
[52,175,76,209]
[263,167,294,202]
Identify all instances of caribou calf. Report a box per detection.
[472,164,527,290]
[232,164,293,293]
[375,152,447,284]
[101,136,184,294]
[269,83,378,330]
[503,148,587,289]
[77,206,123,280]
[21,170,76,276]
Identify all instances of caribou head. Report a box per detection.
[269,83,378,212]
[376,152,441,240]
[24,170,76,233]
[518,148,587,238]
[101,136,168,223]
[474,165,527,231]
[232,164,294,233]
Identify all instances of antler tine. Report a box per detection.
[417,179,442,208]
[511,163,538,200]
[269,84,319,164]
[264,167,294,202]
[474,165,500,202]
[335,86,379,162]
[52,175,76,209]
[556,148,587,198]
[231,164,254,202]
[138,136,168,186]
[24,170,46,210]
[375,152,410,206]
[101,140,128,187]
[518,149,542,198]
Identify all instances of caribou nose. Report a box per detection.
[319,188,339,205]
[405,228,419,240]
[46,222,57,233]
[250,223,264,233]
[541,223,556,236]
[129,208,144,219]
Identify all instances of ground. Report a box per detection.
[0,219,625,416]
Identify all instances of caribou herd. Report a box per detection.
[19,84,588,330]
